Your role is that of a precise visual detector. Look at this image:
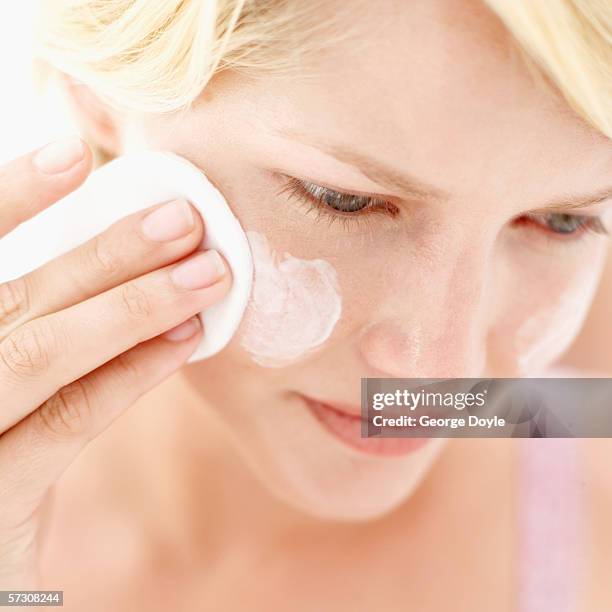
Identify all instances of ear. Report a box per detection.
[59,73,124,158]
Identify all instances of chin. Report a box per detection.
[227,406,449,522]
[183,361,448,521]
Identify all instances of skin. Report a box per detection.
[562,246,612,375]
[0,0,611,609]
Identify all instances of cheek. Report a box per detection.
[494,252,605,375]
[237,231,342,367]
[514,286,595,375]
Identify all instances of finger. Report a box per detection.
[0,137,92,237]
[0,250,230,431]
[0,251,230,431]
[0,318,202,525]
[0,198,205,338]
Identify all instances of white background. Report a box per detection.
[0,2,76,162]
[0,2,79,278]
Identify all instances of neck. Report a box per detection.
[93,372,518,565]
[109,373,326,557]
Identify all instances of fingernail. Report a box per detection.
[171,250,226,290]
[141,199,194,242]
[163,316,201,342]
[34,136,85,174]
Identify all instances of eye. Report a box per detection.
[518,212,608,239]
[278,176,398,219]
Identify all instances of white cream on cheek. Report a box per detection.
[239,231,342,367]
[515,273,600,375]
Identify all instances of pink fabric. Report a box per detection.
[517,438,584,612]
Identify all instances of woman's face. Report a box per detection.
[116,0,612,519]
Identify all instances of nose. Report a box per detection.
[357,243,490,378]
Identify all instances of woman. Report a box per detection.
[0,0,610,609]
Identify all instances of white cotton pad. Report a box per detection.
[22,150,253,362]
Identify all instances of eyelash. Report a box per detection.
[277,175,609,241]
[277,176,399,231]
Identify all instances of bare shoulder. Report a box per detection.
[583,438,612,516]
[36,407,165,611]
[582,438,612,609]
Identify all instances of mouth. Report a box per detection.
[298,394,431,457]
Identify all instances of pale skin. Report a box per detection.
[563,246,612,375]
[1,0,612,610]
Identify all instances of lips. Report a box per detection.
[299,394,430,457]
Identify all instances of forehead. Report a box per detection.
[193,0,611,212]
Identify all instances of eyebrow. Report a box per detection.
[533,186,612,212]
[277,128,612,212]
[277,128,451,202]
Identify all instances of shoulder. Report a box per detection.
[582,438,612,607]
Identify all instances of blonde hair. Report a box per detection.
[485,0,611,138]
[35,0,611,139]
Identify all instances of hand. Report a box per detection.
[0,137,231,588]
